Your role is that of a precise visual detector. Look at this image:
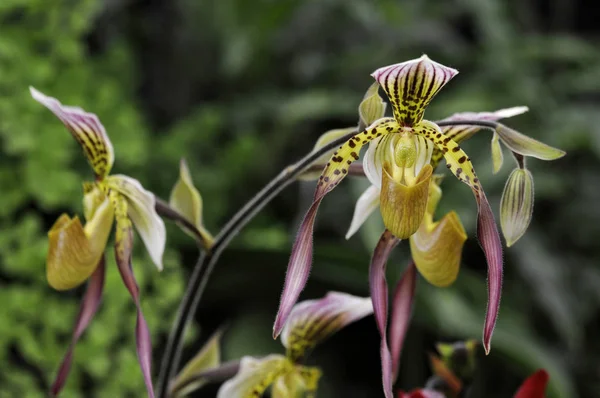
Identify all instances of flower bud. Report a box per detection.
[500,168,534,247]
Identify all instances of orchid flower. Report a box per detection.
[272,55,564,398]
[31,88,166,397]
[218,292,373,398]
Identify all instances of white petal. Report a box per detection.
[345,185,381,239]
[364,134,395,188]
[108,175,166,270]
[216,355,289,398]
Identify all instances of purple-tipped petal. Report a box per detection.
[113,195,155,398]
[369,230,400,398]
[475,192,503,355]
[281,292,373,362]
[51,257,105,396]
[390,261,417,382]
[273,200,321,338]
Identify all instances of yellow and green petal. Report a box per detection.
[169,158,214,247]
[491,132,504,174]
[495,125,565,160]
[371,55,458,126]
[500,168,534,247]
[46,198,113,290]
[107,175,166,270]
[415,120,503,354]
[410,210,467,287]
[30,87,115,179]
[272,367,322,398]
[216,355,291,398]
[281,292,373,362]
[380,163,433,239]
[169,329,223,397]
[358,81,387,131]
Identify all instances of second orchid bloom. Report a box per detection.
[272,55,564,398]
[31,88,166,397]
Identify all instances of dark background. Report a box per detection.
[1,0,599,397]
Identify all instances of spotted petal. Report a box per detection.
[431,106,529,170]
[281,292,373,362]
[112,193,155,398]
[273,120,396,338]
[415,121,503,354]
[30,87,114,178]
[108,175,166,270]
[369,230,400,398]
[216,355,291,398]
[46,198,114,290]
[298,127,357,181]
[50,258,105,396]
[371,55,458,126]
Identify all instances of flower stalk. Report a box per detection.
[155,116,523,397]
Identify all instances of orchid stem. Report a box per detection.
[155,119,502,397]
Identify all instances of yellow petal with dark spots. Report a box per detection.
[216,355,291,398]
[47,199,114,290]
[298,127,357,181]
[315,118,397,200]
[30,87,115,179]
[371,55,458,127]
[380,164,432,239]
[410,210,467,287]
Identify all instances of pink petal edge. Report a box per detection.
[273,199,322,338]
[115,227,155,398]
[369,230,400,398]
[475,191,504,355]
[390,261,417,382]
[51,258,106,396]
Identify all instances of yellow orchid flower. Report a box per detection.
[271,56,564,398]
[30,87,165,398]
[217,292,372,398]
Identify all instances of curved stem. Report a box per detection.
[155,129,360,397]
[155,119,502,397]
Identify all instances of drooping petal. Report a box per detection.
[111,193,155,398]
[216,355,291,398]
[47,198,114,290]
[430,106,528,170]
[345,185,381,239]
[298,127,357,181]
[30,87,114,178]
[274,120,396,338]
[50,258,105,396]
[371,55,458,126]
[380,164,433,239]
[500,168,534,247]
[358,81,387,131]
[281,292,373,362]
[491,132,504,174]
[314,119,397,200]
[409,210,467,287]
[495,125,565,160]
[169,158,214,247]
[369,230,400,398]
[272,366,322,398]
[169,329,223,397]
[415,121,503,354]
[390,262,417,382]
[513,369,549,398]
[108,175,166,270]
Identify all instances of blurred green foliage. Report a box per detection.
[1,0,599,397]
